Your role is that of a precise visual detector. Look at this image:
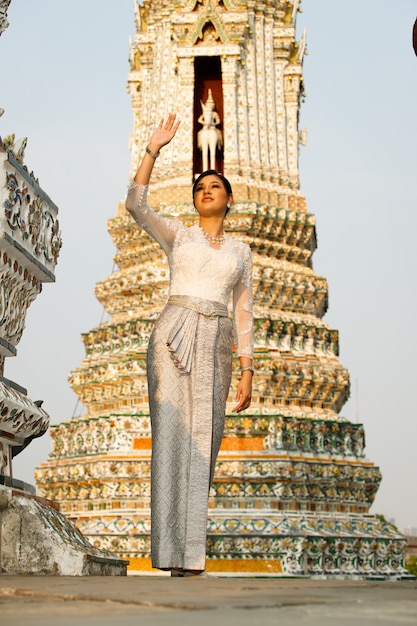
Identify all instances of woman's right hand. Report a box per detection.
[148,113,181,153]
[133,113,181,186]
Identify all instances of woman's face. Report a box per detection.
[193,174,232,219]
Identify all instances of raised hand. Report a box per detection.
[134,113,181,185]
[148,114,181,153]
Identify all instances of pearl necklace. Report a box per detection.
[201,228,226,245]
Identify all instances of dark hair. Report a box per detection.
[192,170,233,199]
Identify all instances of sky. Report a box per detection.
[1,1,416,532]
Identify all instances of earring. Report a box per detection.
[227,203,231,209]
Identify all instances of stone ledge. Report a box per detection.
[0,491,129,575]
[0,476,35,495]
[0,337,16,357]
[0,375,26,395]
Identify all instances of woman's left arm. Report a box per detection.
[232,246,254,413]
[232,359,253,414]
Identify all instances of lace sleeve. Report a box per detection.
[125,182,180,254]
[233,244,254,359]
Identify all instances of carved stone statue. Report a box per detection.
[0,0,11,38]
[197,89,222,172]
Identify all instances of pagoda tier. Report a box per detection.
[36,0,407,577]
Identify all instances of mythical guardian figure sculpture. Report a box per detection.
[197,89,222,172]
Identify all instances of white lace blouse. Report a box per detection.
[126,183,254,359]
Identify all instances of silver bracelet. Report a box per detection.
[241,366,254,375]
[146,145,160,159]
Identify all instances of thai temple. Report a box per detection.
[36,0,407,577]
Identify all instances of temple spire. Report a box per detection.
[36,0,408,579]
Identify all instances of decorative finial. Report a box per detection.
[0,0,12,38]
[2,133,29,163]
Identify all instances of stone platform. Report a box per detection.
[0,489,128,576]
[0,576,416,626]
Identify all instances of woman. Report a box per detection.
[126,114,253,577]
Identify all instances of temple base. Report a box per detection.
[206,512,411,579]
[0,487,128,575]
[77,510,411,579]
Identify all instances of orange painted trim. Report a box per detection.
[207,559,283,574]
[127,557,155,572]
[133,438,152,450]
[127,558,283,574]
[220,437,264,451]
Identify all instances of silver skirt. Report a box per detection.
[147,299,232,571]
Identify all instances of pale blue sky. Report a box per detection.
[1,1,416,531]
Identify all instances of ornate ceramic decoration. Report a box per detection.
[36,0,408,578]
[1,145,62,278]
[0,142,61,479]
[0,381,49,475]
[0,252,42,349]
